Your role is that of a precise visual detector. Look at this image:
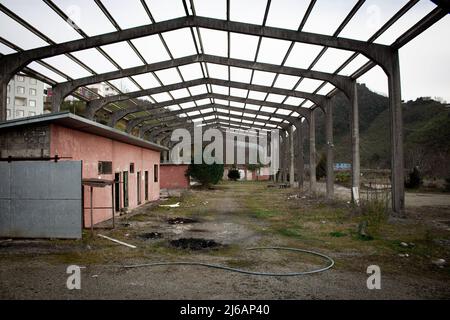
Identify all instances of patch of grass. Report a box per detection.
[252,209,278,218]
[128,213,151,222]
[277,228,302,238]
[226,259,258,269]
[355,233,374,241]
[329,231,347,238]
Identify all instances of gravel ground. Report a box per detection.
[0,182,449,300]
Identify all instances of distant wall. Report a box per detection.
[160,164,190,190]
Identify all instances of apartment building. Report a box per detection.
[6,75,44,120]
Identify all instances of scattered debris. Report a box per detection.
[160,189,169,200]
[432,259,446,267]
[159,202,181,208]
[139,232,163,240]
[433,238,450,247]
[167,217,199,225]
[120,208,131,215]
[189,228,208,233]
[169,238,221,250]
[400,242,409,248]
[98,234,137,249]
[288,194,299,200]
[167,190,183,198]
[358,221,369,237]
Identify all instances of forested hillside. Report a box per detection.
[316,84,450,178]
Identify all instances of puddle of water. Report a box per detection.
[169,238,221,250]
[167,217,199,225]
[139,232,163,240]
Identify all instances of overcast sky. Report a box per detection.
[0,0,448,103]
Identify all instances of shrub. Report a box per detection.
[357,188,390,240]
[316,153,327,180]
[186,162,224,187]
[228,168,241,181]
[444,177,450,192]
[335,172,351,184]
[405,167,423,189]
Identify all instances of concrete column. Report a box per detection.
[164,141,170,163]
[139,126,149,139]
[51,86,67,113]
[350,81,360,203]
[281,132,285,182]
[325,100,334,200]
[0,79,7,122]
[309,110,316,195]
[388,51,405,214]
[284,131,289,183]
[85,101,101,120]
[289,126,295,186]
[0,61,13,122]
[279,134,285,182]
[275,134,281,183]
[295,121,304,190]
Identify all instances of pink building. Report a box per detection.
[0,112,167,228]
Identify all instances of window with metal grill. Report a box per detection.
[98,161,112,175]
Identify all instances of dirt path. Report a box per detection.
[1,182,449,300]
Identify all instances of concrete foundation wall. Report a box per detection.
[0,125,50,158]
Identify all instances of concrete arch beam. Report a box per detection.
[110,92,313,127]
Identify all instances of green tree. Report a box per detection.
[228,168,241,181]
[316,153,327,180]
[186,162,224,187]
[444,177,450,192]
[405,167,423,189]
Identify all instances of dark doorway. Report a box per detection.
[137,171,141,205]
[145,171,149,201]
[114,172,120,212]
[123,171,129,208]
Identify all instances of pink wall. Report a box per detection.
[50,124,160,227]
[160,164,190,190]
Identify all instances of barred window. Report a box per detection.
[98,161,112,175]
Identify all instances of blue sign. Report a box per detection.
[334,163,351,170]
